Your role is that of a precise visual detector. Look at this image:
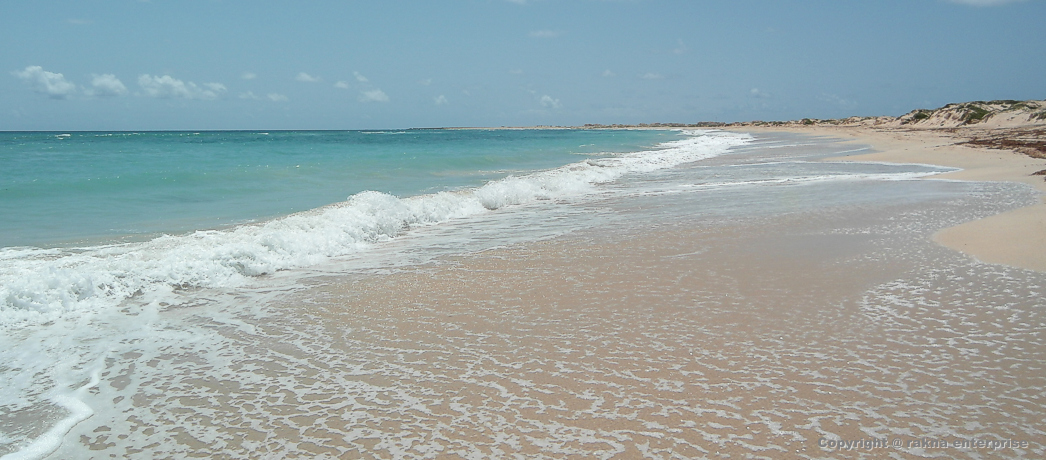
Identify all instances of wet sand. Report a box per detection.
[274,197,1043,458]
[785,125,1046,273]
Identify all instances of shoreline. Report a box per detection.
[29,127,1046,458]
[193,133,1045,457]
[726,125,1046,272]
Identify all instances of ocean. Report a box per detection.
[0,129,682,249]
[2,129,1044,458]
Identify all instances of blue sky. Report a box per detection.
[3,0,1044,130]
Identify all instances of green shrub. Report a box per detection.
[960,105,991,124]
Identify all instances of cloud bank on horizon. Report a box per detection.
[3,1,1044,130]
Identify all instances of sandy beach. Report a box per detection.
[758,125,1046,273]
[7,1,1046,457]
[48,125,1045,459]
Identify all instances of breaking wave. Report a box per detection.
[0,130,752,326]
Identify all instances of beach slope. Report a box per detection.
[730,99,1046,272]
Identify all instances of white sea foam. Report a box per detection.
[0,366,100,460]
[678,170,945,190]
[0,130,751,326]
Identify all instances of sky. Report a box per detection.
[2,0,1044,130]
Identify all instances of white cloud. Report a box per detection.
[296,72,320,82]
[13,66,76,99]
[946,0,1025,5]
[137,74,226,100]
[434,95,448,105]
[204,82,226,93]
[267,93,289,102]
[641,72,664,80]
[419,78,432,86]
[353,71,369,83]
[509,69,524,75]
[359,89,389,103]
[529,30,560,38]
[672,39,688,55]
[239,91,260,100]
[241,72,257,80]
[749,88,770,99]
[602,69,616,77]
[540,95,561,109]
[86,74,127,97]
[334,80,350,89]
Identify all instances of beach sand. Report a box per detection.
[64,127,1046,459]
[800,125,1046,273]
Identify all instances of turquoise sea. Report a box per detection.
[0,129,672,248]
